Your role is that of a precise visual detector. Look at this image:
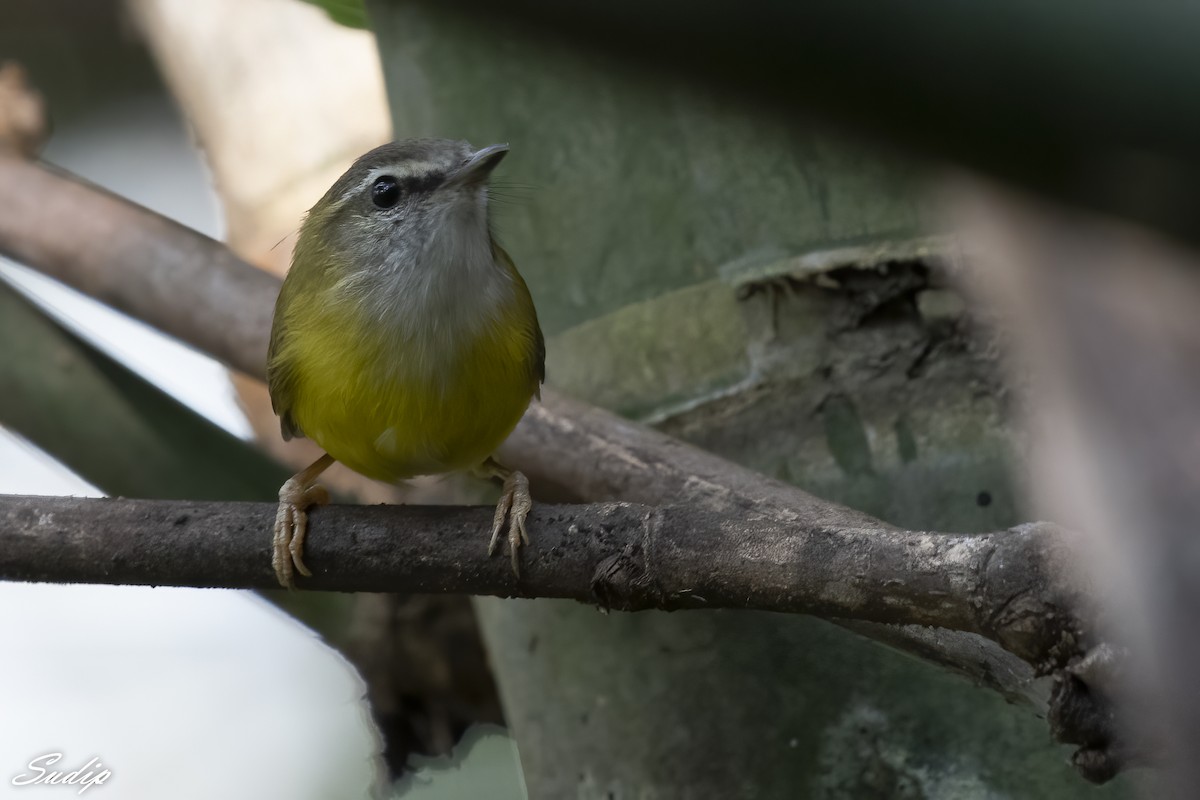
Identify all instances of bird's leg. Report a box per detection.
[272,453,335,589]
[475,456,533,576]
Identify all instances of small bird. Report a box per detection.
[266,139,544,589]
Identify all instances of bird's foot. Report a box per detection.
[486,467,532,576]
[272,456,334,589]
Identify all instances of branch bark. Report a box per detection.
[0,156,278,378]
[0,493,1081,660]
[0,151,1123,780]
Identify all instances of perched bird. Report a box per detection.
[266,139,544,588]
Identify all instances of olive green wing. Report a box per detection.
[266,278,305,441]
[495,242,545,396]
[534,320,546,389]
[529,317,546,400]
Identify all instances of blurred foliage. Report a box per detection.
[0,278,288,500]
[299,0,369,29]
[0,277,362,678]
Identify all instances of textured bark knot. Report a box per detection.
[979,522,1087,671]
[590,542,652,611]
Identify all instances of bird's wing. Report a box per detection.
[531,307,546,390]
[494,242,545,395]
[266,278,305,441]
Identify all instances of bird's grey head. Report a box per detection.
[307,138,508,270]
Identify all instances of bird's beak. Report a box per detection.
[451,143,509,186]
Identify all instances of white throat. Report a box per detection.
[334,189,515,381]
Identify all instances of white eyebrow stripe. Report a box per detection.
[337,162,447,206]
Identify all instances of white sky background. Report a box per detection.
[0,95,382,798]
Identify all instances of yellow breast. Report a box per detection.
[282,305,538,482]
[267,249,543,483]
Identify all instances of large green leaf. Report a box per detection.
[368,2,1133,796]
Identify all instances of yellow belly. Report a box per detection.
[284,310,538,483]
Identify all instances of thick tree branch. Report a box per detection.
[0,152,1122,779]
[0,494,1080,655]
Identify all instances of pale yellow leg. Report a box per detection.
[272,453,334,589]
[475,456,533,576]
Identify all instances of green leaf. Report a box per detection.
[299,0,370,29]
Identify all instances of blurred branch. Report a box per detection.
[0,157,278,378]
[0,63,46,158]
[953,184,1200,790]
[0,151,1126,781]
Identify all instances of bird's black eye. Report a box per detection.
[371,175,401,209]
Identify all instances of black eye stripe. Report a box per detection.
[400,172,443,194]
[369,171,444,209]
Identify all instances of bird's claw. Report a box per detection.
[488,469,532,576]
[272,479,329,589]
